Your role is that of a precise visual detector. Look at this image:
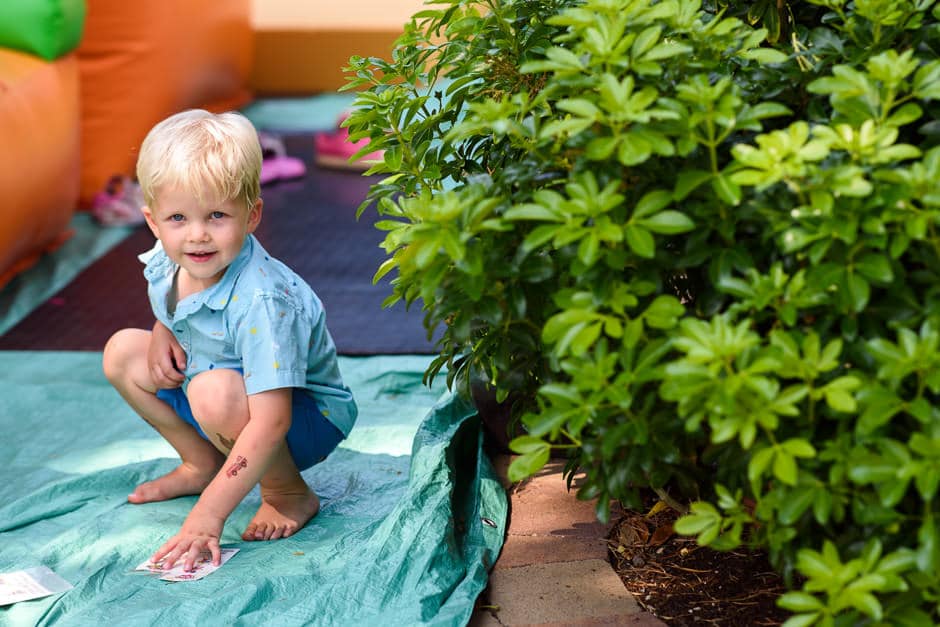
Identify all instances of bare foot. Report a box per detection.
[127,462,218,504]
[241,486,320,541]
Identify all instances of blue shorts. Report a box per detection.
[156,386,344,471]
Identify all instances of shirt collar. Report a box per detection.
[143,236,256,317]
[188,235,255,313]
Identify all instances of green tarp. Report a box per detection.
[0,353,506,626]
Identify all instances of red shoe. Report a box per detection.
[314,112,384,171]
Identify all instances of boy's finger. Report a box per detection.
[184,543,211,571]
[152,547,175,569]
[160,369,181,385]
[210,541,221,566]
[152,365,172,386]
[153,364,182,388]
[172,346,187,372]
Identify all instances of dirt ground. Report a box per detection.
[608,505,790,626]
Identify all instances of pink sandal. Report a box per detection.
[314,112,384,171]
[91,175,146,226]
[260,133,307,185]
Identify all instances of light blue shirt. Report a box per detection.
[140,235,357,436]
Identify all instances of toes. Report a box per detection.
[254,523,272,541]
[241,524,258,541]
[128,483,155,504]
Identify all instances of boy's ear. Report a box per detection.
[141,206,160,239]
[246,199,263,233]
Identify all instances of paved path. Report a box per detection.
[470,457,666,626]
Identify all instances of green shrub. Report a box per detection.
[344,0,940,623]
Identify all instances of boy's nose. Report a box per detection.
[188,224,210,242]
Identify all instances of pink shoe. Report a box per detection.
[91,175,146,226]
[260,133,307,185]
[314,112,384,171]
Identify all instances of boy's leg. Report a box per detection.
[102,329,226,502]
[186,369,319,541]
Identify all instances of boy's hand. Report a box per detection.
[151,510,224,571]
[149,321,186,388]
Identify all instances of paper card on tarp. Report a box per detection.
[0,566,73,606]
[133,548,239,582]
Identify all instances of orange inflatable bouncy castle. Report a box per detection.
[0,0,252,289]
[77,0,253,207]
[0,1,83,290]
[0,50,81,289]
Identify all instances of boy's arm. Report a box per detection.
[148,320,186,388]
[150,388,292,570]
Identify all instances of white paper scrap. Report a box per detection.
[0,566,73,606]
[133,547,239,582]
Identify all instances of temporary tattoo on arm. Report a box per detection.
[226,455,248,478]
[216,433,236,451]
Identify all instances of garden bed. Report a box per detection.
[608,505,789,626]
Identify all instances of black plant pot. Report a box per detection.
[470,379,523,455]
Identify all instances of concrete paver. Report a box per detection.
[494,533,610,569]
[483,559,640,625]
[469,455,665,626]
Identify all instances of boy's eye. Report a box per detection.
[210,211,226,219]
[170,214,185,222]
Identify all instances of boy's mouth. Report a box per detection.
[186,251,216,263]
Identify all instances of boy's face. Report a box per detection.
[143,186,262,291]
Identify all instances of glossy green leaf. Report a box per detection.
[824,389,856,412]
[505,203,564,222]
[780,613,819,627]
[712,173,742,205]
[558,98,601,119]
[508,447,550,482]
[644,296,684,329]
[618,133,653,166]
[739,47,789,64]
[855,254,893,283]
[773,451,799,485]
[624,225,655,258]
[846,272,870,313]
[673,169,712,200]
[778,592,824,612]
[748,447,774,483]
[779,486,816,524]
[633,190,673,218]
[638,210,695,234]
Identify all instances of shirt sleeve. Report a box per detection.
[234,292,312,395]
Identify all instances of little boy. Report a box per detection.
[103,109,357,571]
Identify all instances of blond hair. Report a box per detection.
[136,109,262,211]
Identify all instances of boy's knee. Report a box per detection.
[187,369,247,426]
[102,328,144,383]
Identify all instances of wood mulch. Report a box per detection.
[607,503,790,626]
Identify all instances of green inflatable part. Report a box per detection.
[0,0,86,61]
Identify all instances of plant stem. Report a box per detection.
[654,487,689,515]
